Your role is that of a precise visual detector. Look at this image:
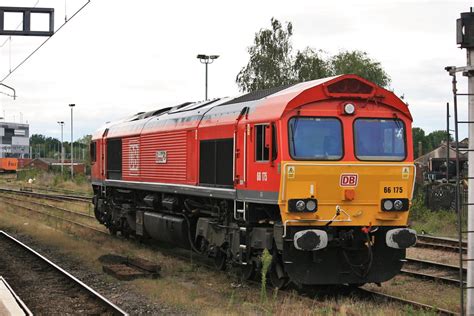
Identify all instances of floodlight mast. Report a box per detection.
[57,121,64,173]
[69,104,75,178]
[197,54,219,100]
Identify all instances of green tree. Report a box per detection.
[236,18,294,92]
[412,128,452,158]
[412,127,428,158]
[427,130,452,150]
[236,18,391,92]
[293,48,331,82]
[330,50,390,87]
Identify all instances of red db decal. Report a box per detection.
[340,174,358,187]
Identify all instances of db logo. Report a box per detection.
[340,173,358,187]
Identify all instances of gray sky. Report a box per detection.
[0,0,469,140]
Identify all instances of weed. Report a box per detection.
[227,290,235,309]
[260,248,272,303]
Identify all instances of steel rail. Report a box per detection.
[418,235,468,248]
[0,199,107,236]
[0,276,32,316]
[0,187,91,203]
[354,288,457,316]
[400,269,461,287]
[0,231,127,315]
[415,241,467,254]
[400,258,466,286]
[407,257,466,272]
[0,192,94,219]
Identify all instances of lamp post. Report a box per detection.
[69,104,75,178]
[57,121,64,173]
[197,54,219,100]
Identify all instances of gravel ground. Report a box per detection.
[1,230,186,315]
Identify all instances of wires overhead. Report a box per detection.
[0,0,91,83]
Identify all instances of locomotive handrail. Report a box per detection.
[282,205,352,238]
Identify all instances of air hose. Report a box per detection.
[342,231,374,278]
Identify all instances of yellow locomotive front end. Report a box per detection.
[273,94,417,286]
[280,162,415,229]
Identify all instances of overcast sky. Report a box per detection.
[0,0,470,140]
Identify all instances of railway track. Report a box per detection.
[0,230,127,315]
[401,258,465,286]
[0,187,92,203]
[0,188,459,315]
[0,196,107,236]
[415,235,467,254]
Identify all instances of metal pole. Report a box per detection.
[447,102,450,180]
[61,123,64,173]
[205,62,208,101]
[466,48,474,316]
[58,121,64,173]
[69,104,75,179]
[450,70,464,315]
[197,54,219,101]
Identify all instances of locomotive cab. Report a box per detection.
[274,77,417,285]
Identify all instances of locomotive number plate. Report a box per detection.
[380,182,407,197]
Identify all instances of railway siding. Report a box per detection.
[0,231,127,315]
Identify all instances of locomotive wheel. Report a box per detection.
[269,260,289,289]
[241,261,256,281]
[214,248,227,271]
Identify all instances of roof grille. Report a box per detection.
[326,78,373,95]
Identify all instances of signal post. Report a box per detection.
[450,9,474,315]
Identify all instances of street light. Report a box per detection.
[69,104,75,178]
[57,121,64,173]
[196,54,219,100]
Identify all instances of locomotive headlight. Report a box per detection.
[344,103,355,115]
[306,200,317,212]
[383,200,393,211]
[393,200,403,211]
[296,200,306,212]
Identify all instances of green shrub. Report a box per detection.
[16,169,42,181]
[409,193,465,237]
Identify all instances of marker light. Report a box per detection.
[296,200,306,211]
[394,200,403,211]
[344,103,355,115]
[306,200,317,212]
[383,200,393,211]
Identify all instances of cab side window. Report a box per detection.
[90,141,97,163]
[255,124,270,162]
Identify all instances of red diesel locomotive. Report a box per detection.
[91,74,417,287]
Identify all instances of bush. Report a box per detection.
[409,193,464,237]
[16,168,42,181]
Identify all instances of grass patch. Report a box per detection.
[409,194,465,238]
[4,170,92,195]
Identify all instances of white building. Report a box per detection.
[0,122,30,158]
